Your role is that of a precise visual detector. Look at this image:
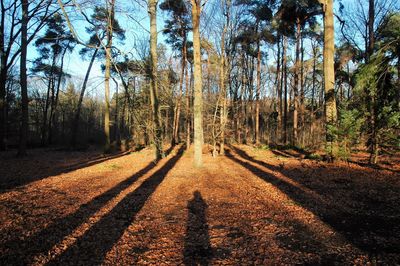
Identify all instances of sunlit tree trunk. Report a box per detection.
[149,0,163,160]
[320,0,338,158]
[219,0,230,155]
[191,0,204,167]
[276,35,282,145]
[186,63,191,150]
[255,22,261,144]
[282,36,288,145]
[104,0,115,153]
[293,18,301,147]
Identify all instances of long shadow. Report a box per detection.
[0,159,159,265]
[183,191,212,266]
[0,150,130,191]
[226,146,400,256]
[46,146,185,265]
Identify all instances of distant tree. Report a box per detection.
[71,6,125,148]
[236,0,274,144]
[160,0,192,146]
[32,13,75,146]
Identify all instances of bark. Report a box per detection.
[276,35,282,145]
[191,0,204,167]
[322,0,338,157]
[300,30,305,147]
[255,24,261,145]
[18,0,28,156]
[311,42,317,146]
[149,0,163,160]
[71,49,98,147]
[186,63,191,150]
[0,3,5,150]
[220,1,229,155]
[283,36,288,145]
[104,0,115,153]
[113,77,120,146]
[293,18,301,146]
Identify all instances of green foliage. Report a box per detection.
[335,108,364,159]
[353,45,400,154]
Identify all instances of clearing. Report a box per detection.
[0,145,399,265]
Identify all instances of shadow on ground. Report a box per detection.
[0,147,183,265]
[227,145,400,258]
[0,150,131,191]
[183,191,212,266]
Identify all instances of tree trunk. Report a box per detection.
[300,29,305,147]
[293,19,300,147]
[255,24,261,145]
[71,48,98,147]
[48,46,68,145]
[191,0,204,167]
[276,35,282,145]
[172,36,186,146]
[283,36,288,145]
[322,0,338,158]
[149,0,163,160]
[18,0,29,156]
[186,63,191,150]
[104,0,115,153]
[220,1,230,155]
[0,8,6,151]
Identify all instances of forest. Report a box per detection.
[0,0,400,265]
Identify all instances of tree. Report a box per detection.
[70,6,125,148]
[149,0,164,160]
[191,0,205,167]
[32,13,75,146]
[1,0,55,152]
[160,0,192,146]
[318,0,338,158]
[18,0,28,156]
[278,0,320,146]
[236,0,274,144]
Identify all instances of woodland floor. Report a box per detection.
[0,144,399,265]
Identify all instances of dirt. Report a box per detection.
[0,145,399,265]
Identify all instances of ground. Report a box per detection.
[0,145,399,265]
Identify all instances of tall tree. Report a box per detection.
[149,0,163,160]
[18,0,29,156]
[70,7,125,148]
[191,0,204,167]
[103,0,115,152]
[1,0,55,151]
[160,0,192,146]
[32,13,75,146]
[319,0,338,158]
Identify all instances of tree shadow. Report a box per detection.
[183,191,212,266]
[226,146,400,257]
[0,147,181,265]
[0,150,131,191]
[47,145,184,265]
